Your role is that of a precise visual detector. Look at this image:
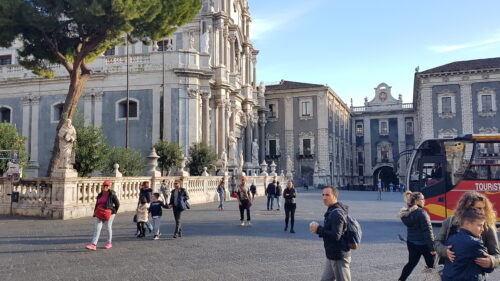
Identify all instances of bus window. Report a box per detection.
[444,141,474,185]
[465,141,500,180]
[492,166,500,180]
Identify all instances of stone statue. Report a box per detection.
[258,81,266,97]
[286,155,293,173]
[220,149,227,171]
[251,139,259,164]
[201,26,210,54]
[189,32,195,50]
[239,151,244,172]
[209,0,215,12]
[58,119,77,169]
[228,134,237,165]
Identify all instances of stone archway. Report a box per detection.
[373,165,398,188]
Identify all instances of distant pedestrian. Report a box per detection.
[283,180,297,233]
[160,179,170,202]
[266,180,277,210]
[275,181,282,211]
[389,182,394,192]
[169,179,189,238]
[86,180,120,251]
[139,181,153,233]
[136,196,150,238]
[236,176,252,226]
[250,181,257,200]
[398,192,436,281]
[310,186,351,281]
[217,179,225,210]
[399,183,405,194]
[148,193,169,240]
[377,180,382,200]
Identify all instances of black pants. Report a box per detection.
[173,209,183,234]
[399,241,435,281]
[239,200,251,221]
[136,222,145,236]
[284,203,296,229]
[267,195,274,210]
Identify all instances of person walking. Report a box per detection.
[159,179,169,202]
[283,180,297,233]
[86,180,120,250]
[250,181,257,200]
[309,186,351,281]
[139,181,153,233]
[266,180,277,210]
[275,181,282,211]
[398,192,436,281]
[216,179,225,210]
[148,193,169,240]
[377,180,382,200]
[136,196,150,238]
[435,191,500,270]
[236,176,252,226]
[168,179,189,238]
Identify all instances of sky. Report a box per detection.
[248,0,500,106]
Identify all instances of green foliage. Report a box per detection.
[73,116,109,177]
[101,147,145,177]
[187,142,217,176]
[0,122,28,174]
[154,139,183,176]
[0,0,202,77]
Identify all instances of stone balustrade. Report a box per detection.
[0,174,282,219]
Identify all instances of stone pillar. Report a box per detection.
[363,116,372,184]
[187,88,201,146]
[284,97,294,176]
[420,85,434,140]
[460,82,473,134]
[397,115,406,183]
[201,91,211,144]
[216,99,226,155]
[83,94,92,126]
[223,27,229,67]
[28,96,40,176]
[252,56,257,88]
[94,92,103,127]
[244,112,253,164]
[229,36,236,73]
[258,113,266,164]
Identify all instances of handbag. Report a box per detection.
[94,206,112,221]
[231,192,238,198]
[421,256,442,281]
[133,214,137,223]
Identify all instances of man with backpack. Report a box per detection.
[310,186,354,281]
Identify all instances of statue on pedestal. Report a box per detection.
[228,134,237,165]
[201,26,210,54]
[239,151,244,173]
[58,119,77,169]
[251,139,259,165]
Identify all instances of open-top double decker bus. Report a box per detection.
[407,134,500,223]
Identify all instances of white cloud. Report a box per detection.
[250,0,326,40]
[428,37,500,53]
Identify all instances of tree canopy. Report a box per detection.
[73,116,109,177]
[154,139,183,176]
[0,122,28,175]
[187,142,217,176]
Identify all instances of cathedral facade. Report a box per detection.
[0,0,264,177]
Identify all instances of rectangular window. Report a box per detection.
[0,55,12,65]
[301,101,311,116]
[358,166,364,176]
[269,140,277,156]
[481,95,493,112]
[303,139,312,155]
[356,124,363,135]
[104,48,115,56]
[406,121,413,135]
[357,152,363,163]
[442,97,452,114]
[380,121,388,135]
[268,103,276,118]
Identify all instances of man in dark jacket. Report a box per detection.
[266,180,277,210]
[310,186,351,281]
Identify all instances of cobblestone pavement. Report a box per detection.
[1,190,499,281]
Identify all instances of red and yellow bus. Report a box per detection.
[407,134,500,223]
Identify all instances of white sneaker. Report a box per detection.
[240,221,245,226]
[246,221,252,226]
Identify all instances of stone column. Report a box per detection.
[284,97,294,176]
[397,115,406,183]
[223,27,229,67]
[252,56,257,88]
[229,36,236,73]
[21,97,30,153]
[420,85,434,140]
[216,99,226,155]
[363,116,372,183]
[258,113,266,164]
[28,96,40,174]
[201,91,211,145]
[187,88,201,146]
[94,92,103,127]
[83,94,92,126]
[460,82,473,134]
[244,111,253,164]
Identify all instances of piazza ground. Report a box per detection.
[1,190,499,281]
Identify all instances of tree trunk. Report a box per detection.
[47,69,90,176]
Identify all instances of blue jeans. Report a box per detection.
[267,195,274,210]
[274,195,281,209]
[91,214,115,245]
[218,193,225,209]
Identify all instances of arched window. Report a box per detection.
[117,99,139,120]
[52,103,64,122]
[0,106,11,123]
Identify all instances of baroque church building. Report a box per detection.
[0,0,265,177]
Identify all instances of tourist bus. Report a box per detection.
[406,134,500,223]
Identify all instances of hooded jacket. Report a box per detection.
[316,202,350,260]
[400,205,435,250]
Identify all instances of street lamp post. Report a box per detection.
[153,40,166,140]
[125,35,130,148]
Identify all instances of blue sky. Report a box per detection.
[249,0,500,105]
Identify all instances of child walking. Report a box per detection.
[148,193,169,240]
[136,196,150,238]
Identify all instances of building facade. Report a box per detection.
[264,80,353,187]
[0,0,265,177]
[414,57,500,142]
[351,83,415,188]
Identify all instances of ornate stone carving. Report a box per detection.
[478,127,498,134]
[251,139,259,164]
[438,128,458,139]
[228,134,237,165]
[187,88,199,99]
